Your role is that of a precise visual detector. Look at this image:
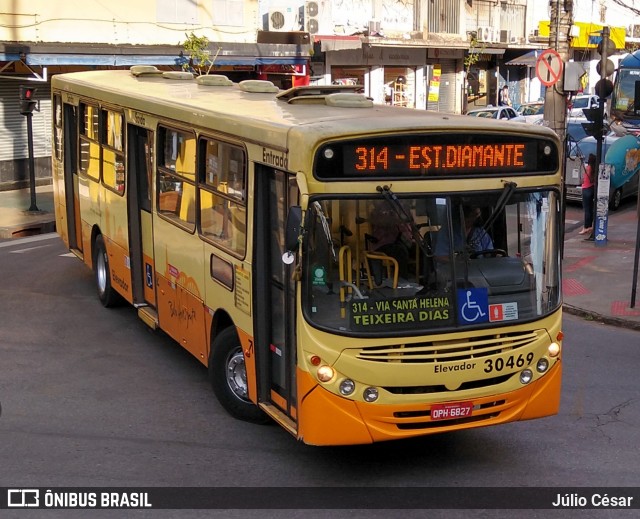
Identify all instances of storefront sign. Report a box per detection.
[427,48,465,60]
[428,65,441,102]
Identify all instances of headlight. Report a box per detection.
[536,358,550,373]
[339,379,356,396]
[317,365,335,383]
[363,387,379,402]
[520,369,533,384]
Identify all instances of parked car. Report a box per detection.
[465,105,521,120]
[566,116,589,143]
[568,94,599,117]
[565,134,639,210]
[516,101,544,123]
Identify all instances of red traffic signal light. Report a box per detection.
[19,85,38,115]
[20,85,37,100]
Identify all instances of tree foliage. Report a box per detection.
[181,32,220,75]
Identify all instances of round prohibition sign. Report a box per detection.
[536,49,563,87]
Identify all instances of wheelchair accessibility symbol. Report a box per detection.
[457,288,489,324]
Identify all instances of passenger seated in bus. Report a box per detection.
[367,200,413,284]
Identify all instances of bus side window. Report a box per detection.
[198,137,247,256]
[157,126,196,232]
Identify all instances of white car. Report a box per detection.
[516,101,544,124]
[568,94,599,117]
[465,105,521,121]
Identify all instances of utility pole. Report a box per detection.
[545,1,573,258]
[543,0,573,144]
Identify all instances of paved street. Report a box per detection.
[0,235,639,517]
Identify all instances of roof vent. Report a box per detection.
[196,74,233,86]
[130,65,162,77]
[325,93,373,108]
[276,84,364,101]
[238,80,279,93]
[162,71,194,80]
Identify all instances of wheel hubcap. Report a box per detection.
[226,349,249,402]
[96,251,107,295]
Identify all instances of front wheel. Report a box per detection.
[209,327,270,424]
[93,234,120,307]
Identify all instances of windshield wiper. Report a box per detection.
[376,185,433,258]
[482,181,517,233]
[312,201,337,263]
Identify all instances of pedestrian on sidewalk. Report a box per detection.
[579,153,596,235]
[498,85,511,106]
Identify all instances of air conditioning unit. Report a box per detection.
[304,0,332,35]
[500,30,511,43]
[268,7,299,32]
[477,26,492,42]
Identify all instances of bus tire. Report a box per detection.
[93,234,120,307]
[209,326,271,424]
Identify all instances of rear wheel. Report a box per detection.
[93,234,120,307]
[209,327,270,424]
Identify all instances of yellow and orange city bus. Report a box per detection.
[51,67,563,445]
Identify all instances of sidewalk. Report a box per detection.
[1,185,640,330]
[562,203,640,330]
[0,184,55,239]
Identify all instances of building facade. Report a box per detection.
[1,0,637,188]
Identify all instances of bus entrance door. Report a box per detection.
[255,167,299,423]
[126,125,156,309]
[62,103,82,252]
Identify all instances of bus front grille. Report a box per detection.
[356,329,543,364]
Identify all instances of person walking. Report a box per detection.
[579,153,596,235]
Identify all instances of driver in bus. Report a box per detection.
[434,205,494,259]
[463,206,494,254]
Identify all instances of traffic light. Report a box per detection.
[582,107,603,137]
[19,86,38,115]
[594,29,615,99]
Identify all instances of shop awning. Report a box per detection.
[0,42,310,68]
[18,53,306,67]
[505,50,540,66]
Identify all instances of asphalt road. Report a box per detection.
[1,234,639,518]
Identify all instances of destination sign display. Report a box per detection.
[314,133,558,180]
[349,294,454,331]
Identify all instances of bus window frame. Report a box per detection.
[78,101,101,182]
[53,94,63,163]
[100,106,126,196]
[156,124,197,234]
[196,134,248,259]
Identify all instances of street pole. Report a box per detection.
[589,26,615,245]
[543,0,572,143]
[25,111,39,212]
[545,0,573,257]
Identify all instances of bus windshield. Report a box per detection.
[611,68,640,121]
[302,189,560,336]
